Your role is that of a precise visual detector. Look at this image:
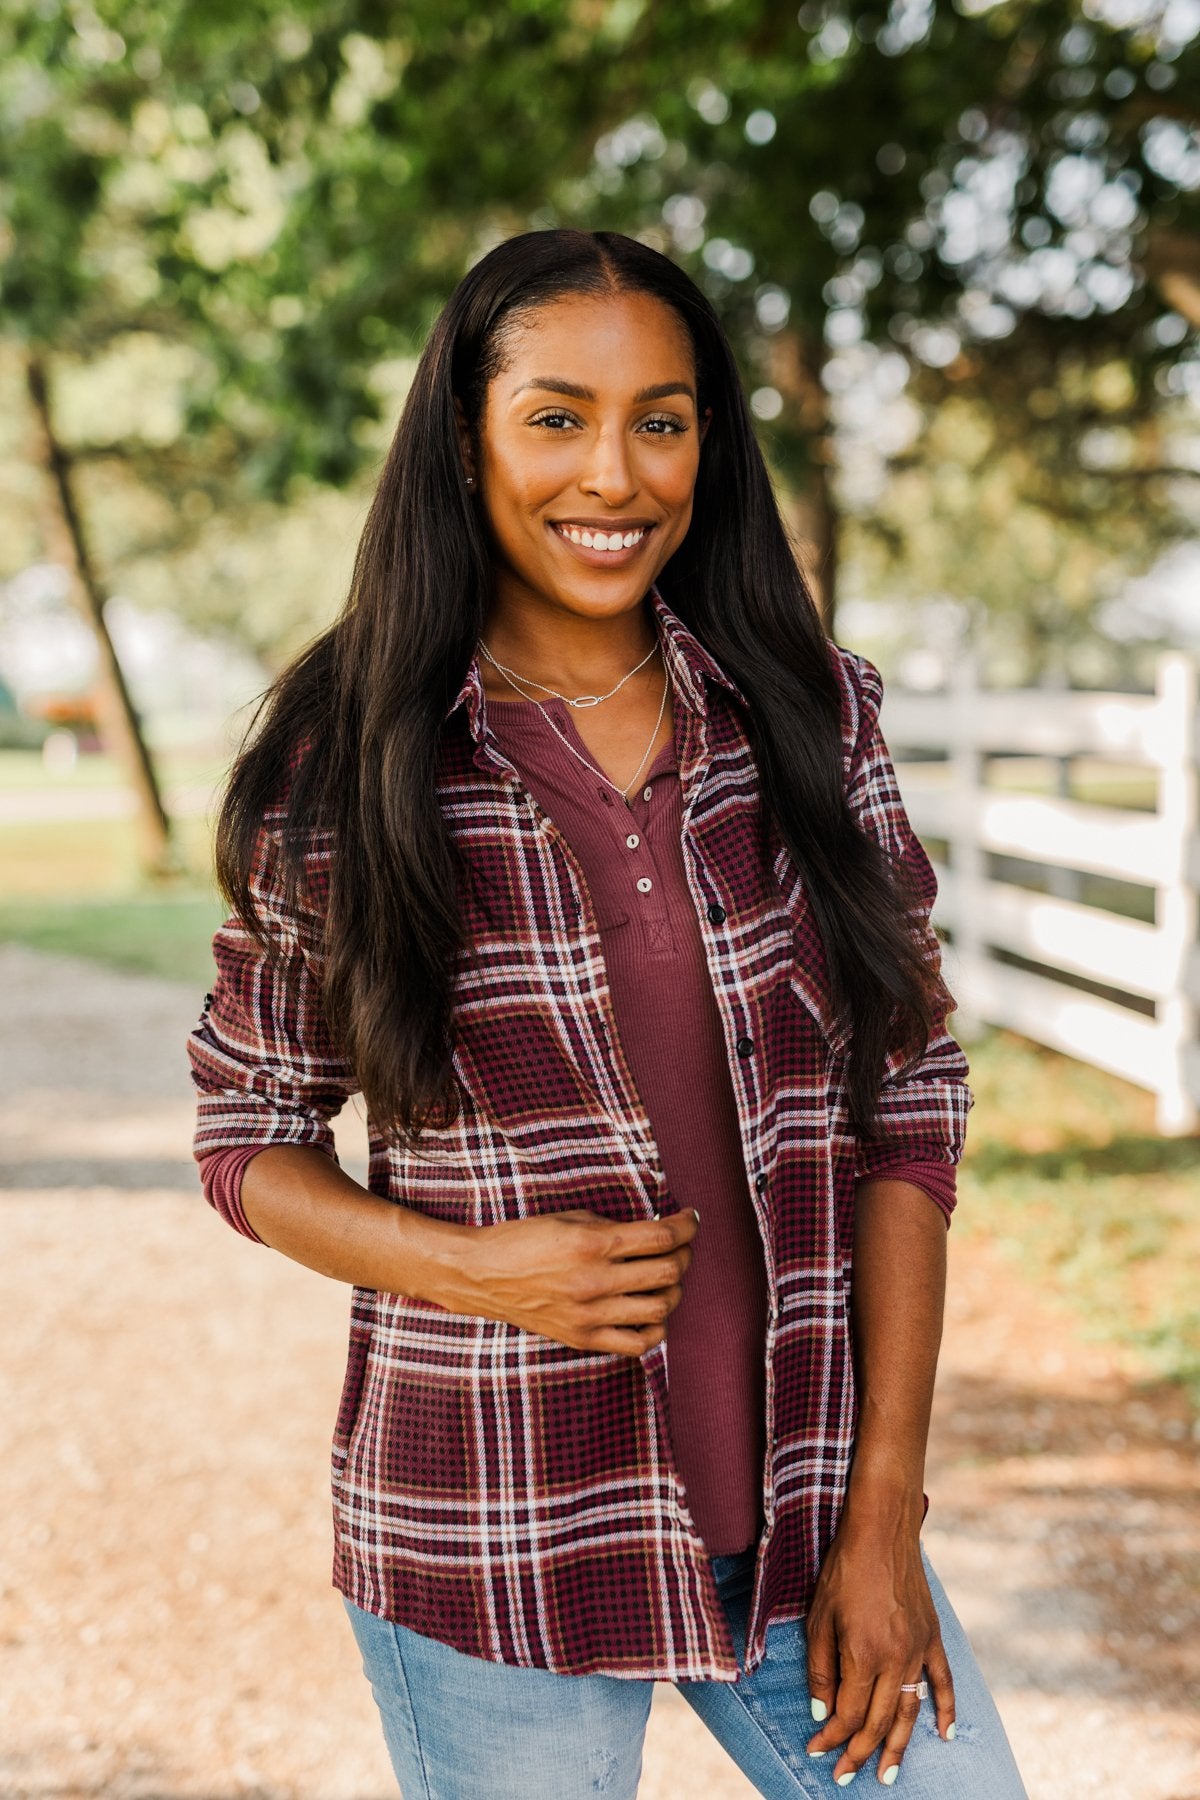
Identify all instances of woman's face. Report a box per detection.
[467,289,709,626]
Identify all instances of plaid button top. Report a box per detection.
[187,587,971,1682]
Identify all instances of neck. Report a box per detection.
[479,594,660,698]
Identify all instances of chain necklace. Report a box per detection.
[478,637,659,708]
[478,638,669,805]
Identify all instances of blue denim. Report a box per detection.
[343,1543,1028,1799]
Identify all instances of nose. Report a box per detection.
[579,423,638,508]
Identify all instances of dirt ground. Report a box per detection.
[1,942,1197,1800]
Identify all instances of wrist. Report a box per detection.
[843,1450,927,1535]
[395,1211,482,1309]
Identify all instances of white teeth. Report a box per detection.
[557,524,645,551]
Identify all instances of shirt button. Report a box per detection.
[736,1035,754,1058]
[755,1171,768,1192]
[642,786,653,801]
[636,876,653,893]
[626,833,640,849]
[707,903,726,924]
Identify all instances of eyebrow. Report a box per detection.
[512,378,696,404]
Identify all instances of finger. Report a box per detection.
[926,1632,956,1741]
[587,1322,667,1359]
[805,1610,839,1730]
[805,1672,872,1760]
[601,1242,691,1291]
[876,1672,924,1786]
[606,1212,699,1261]
[591,1285,683,1328]
[833,1674,910,1785]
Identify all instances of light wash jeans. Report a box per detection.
[344,1542,1028,1799]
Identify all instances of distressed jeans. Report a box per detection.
[344,1542,1028,1799]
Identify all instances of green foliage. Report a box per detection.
[1,0,1197,667]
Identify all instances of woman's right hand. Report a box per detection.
[439,1206,700,1358]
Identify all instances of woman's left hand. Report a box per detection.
[803,1498,956,1786]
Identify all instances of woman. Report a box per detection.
[188,229,1027,1798]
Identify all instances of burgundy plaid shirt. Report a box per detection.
[187,587,970,1683]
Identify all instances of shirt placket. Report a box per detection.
[671,701,783,1666]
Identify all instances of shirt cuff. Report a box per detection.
[197,1145,270,1243]
[855,1156,957,1224]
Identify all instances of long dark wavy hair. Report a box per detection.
[217,227,944,1143]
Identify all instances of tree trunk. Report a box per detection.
[767,328,840,637]
[25,355,175,876]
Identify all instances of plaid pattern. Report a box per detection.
[188,587,970,1682]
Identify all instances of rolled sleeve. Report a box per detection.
[839,651,973,1210]
[187,817,358,1168]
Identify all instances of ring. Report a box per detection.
[899,1680,929,1698]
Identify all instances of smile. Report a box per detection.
[551,522,650,553]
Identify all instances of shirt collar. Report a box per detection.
[443,584,747,741]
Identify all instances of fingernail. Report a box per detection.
[945,1723,956,1741]
[692,1207,701,1222]
[810,1697,828,1721]
[882,1767,899,1787]
[807,1745,826,1759]
[837,1774,857,1788]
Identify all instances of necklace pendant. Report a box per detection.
[571,695,602,708]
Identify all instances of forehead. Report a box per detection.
[493,289,696,392]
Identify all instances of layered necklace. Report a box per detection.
[477,636,669,806]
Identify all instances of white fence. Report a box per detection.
[880,653,1200,1135]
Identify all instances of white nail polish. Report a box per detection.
[807,1746,826,1759]
[836,1774,857,1788]
[810,1697,828,1721]
[945,1722,956,1741]
[882,1767,899,1787]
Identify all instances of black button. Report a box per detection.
[707,903,726,924]
[736,1035,754,1057]
[755,1171,768,1192]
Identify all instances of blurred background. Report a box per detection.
[1,2,1197,1797]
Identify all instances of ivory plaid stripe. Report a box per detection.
[187,587,971,1682]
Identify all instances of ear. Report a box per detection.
[453,396,477,486]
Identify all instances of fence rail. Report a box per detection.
[880,653,1200,1135]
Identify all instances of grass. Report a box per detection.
[0,891,226,986]
[957,1029,1200,1404]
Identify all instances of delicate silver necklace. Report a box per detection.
[478,638,659,708]
[478,638,669,805]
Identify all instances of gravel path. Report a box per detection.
[1,943,1196,1800]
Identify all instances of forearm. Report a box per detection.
[240,1144,473,1304]
[844,1177,947,1531]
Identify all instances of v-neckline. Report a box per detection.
[489,693,678,789]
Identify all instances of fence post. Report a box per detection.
[1155,652,1199,1136]
[946,653,987,1040]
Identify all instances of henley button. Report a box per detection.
[642,786,653,800]
[626,833,640,849]
[636,876,653,893]
[736,1035,754,1057]
[707,903,726,924]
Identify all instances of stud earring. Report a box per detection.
[465,475,476,489]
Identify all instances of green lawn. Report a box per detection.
[0,891,226,986]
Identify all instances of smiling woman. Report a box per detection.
[187,229,1028,1799]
